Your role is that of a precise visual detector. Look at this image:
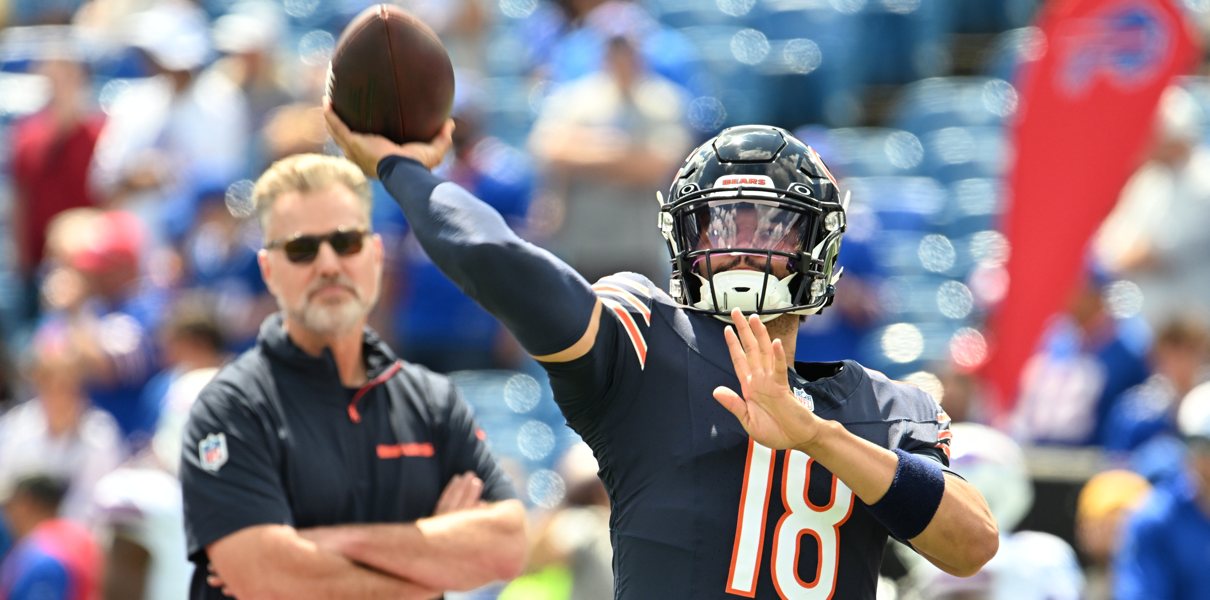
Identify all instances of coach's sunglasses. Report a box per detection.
[265,228,370,264]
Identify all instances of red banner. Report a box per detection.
[981,0,1199,420]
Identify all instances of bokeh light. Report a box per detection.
[918,234,956,273]
[527,469,566,508]
[949,327,988,369]
[782,39,823,75]
[882,323,925,364]
[730,29,770,66]
[503,373,541,413]
[298,30,336,67]
[903,370,944,403]
[224,179,256,219]
[937,280,975,319]
[499,0,539,19]
[1104,280,1144,319]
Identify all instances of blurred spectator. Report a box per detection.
[524,0,700,95]
[936,364,987,424]
[501,443,611,600]
[391,79,534,372]
[1114,381,1210,599]
[9,49,105,323]
[1074,469,1152,600]
[178,187,274,351]
[529,34,690,284]
[1094,85,1210,327]
[209,0,291,134]
[898,423,1085,600]
[88,0,249,245]
[137,295,226,436]
[39,209,166,443]
[0,475,102,600]
[258,102,328,170]
[4,0,83,25]
[1012,267,1151,446]
[1104,314,1209,481]
[0,325,123,521]
[92,365,213,600]
[408,0,492,73]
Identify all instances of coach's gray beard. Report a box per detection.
[285,278,378,336]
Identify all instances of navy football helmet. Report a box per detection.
[658,125,847,321]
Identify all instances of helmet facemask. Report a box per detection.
[659,183,847,323]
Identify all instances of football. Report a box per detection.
[326,4,454,145]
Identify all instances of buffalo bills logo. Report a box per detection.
[1058,0,1172,96]
[199,433,228,472]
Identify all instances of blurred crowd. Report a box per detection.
[1,0,1210,598]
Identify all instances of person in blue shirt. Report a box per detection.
[0,475,101,600]
[1114,381,1210,599]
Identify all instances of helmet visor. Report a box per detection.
[677,200,812,278]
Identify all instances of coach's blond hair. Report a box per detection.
[252,153,372,233]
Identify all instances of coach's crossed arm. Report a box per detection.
[206,525,441,599]
[206,474,525,598]
[297,473,528,592]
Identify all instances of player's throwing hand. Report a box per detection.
[713,307,824,451]
[323,97,454,177]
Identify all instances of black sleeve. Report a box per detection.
[543,272,657,432]
[377,155,597,357]
[434,379,517,502]
[890,393,955,471]
[180,383,292,559]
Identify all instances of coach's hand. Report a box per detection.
[323,97,454,177]
[713,308,823,450]
[434,472,484,515]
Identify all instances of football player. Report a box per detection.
[326,108,998,599]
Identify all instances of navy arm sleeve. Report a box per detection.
[433,377,517,502]
[378,155,597,357]
[180,382,293,559]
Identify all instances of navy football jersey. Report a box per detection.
[542,272,952,600]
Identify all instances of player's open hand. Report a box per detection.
[323,97,454,177]
[713,308,822,450]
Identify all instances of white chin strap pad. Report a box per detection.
[692,271,795,323]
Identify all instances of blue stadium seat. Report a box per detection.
[842,176,947,233]
[937,177,1003,237]
[982,26,1042,84]
[892,76,1017,135]
[937,0,1040,34]
[920,125,1007,182]
[797,127,924,178]
[750,0,862,126]
[857,0,949,86]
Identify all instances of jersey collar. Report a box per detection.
[258,313,401,379]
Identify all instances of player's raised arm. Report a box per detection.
[324,104,603,363]
[714,308,999,577]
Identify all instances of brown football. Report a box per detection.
[327,4,454,145]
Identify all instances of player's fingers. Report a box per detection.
[772,338,788,373]
[732,309,763,366]
[749,313,775,375]
[322,102,350,139]
[723,325,751,388]
[713,385,748,421]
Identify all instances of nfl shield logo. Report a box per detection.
[199,433,228,472]
[793,387,814,412]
